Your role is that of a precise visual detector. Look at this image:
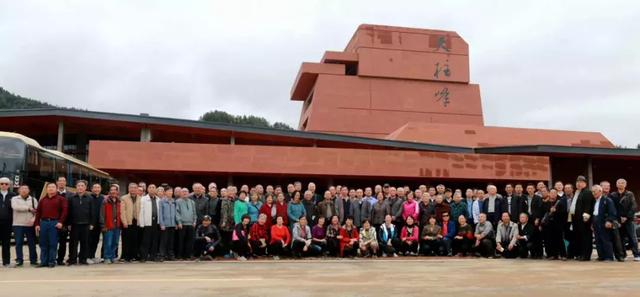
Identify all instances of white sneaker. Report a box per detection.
[272,256,280,260]
[237,256,247,261]
[634,256,640,262]
[382,253,387,257]
[393,253,398,258]
[87,259,95,265]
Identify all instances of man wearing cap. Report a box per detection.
[0,177,17,267]
[569,176,595,261]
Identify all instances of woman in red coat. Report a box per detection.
[274,193,288,226]
[259,194,276,228]
[339,216,359,258]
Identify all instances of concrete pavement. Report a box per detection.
[0,258,638,297]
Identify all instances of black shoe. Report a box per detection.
[37,264,48,268]
[16,261,24,267]
[48,264,56,268]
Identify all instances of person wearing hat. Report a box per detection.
[1,177,17,267]
[194,215,220,260]
[569,175,595,261]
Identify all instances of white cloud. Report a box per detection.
[0,0,638,146]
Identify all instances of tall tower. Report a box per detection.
[290,24,483,139]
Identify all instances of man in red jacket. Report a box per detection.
[101,184,122,264]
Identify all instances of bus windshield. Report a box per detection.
[0,137,26,178]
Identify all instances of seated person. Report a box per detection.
[194,215,221,260]
[452,215,475,256]
[269,216,291,260]
[292,216,319,257]
[325,215,342,257]
[420,216,442,256]
[359,219,379,257]
[378,214,399,257]
[339,216,359,258]
[516,212,534,258]
[400,216,419,256]
[440,212,456,256]
[474,213,495,258]
[311,217,328,255]
[231,214,251,261]
[249,213,269,256]
[496,212,519,258]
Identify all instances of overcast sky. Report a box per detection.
[1,1,639,146]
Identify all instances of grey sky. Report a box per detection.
[1,1,639,146]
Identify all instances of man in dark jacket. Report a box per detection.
[516,213,534,258]
[0,177,16,267]
[55,176,72,265]
[195,215,221,260]
[501,184,522,222]
[570,176,595,261]
[189,183,209,225]
[206,187,221,226]
[88,183,104,261]
[609,178,640,261]
[67,180,94,265]
[591,185,618,261]
[520,184,543,258]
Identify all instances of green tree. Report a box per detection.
[199,110,293,130]
[0,87,53,109]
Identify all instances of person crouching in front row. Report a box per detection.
[495,212,518,258]
[195,215,220,261]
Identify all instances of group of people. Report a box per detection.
[0,174,638,268]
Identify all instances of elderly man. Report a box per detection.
[35,182,68,268]
[495,212,518,258]
[474,213,495,258]
[570,176,595,261]
[67,180,94,265]
[11,184,38,267]
[0,177,16,267]
[189,183,208,225]
[120,183,142,262]
[609,178,640,261]
[139,184,161,262]
[482,185,502,227]
[591,185,618,261]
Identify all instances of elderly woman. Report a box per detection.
[378,214,399,257]
[420,216,442,256]
[249,213,269,256]
[359,219,378,257]
[452,215,474,257]
[370,192,390,230]
[247,193,263,224]
[292,216,319,258]
[231,214,251,261]
[311,216,327,256]
[325,215,342,257]
[400,216,419,256]
[339,216,359,258]
[269,216,291,260]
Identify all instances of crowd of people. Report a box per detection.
[0,174,639,268]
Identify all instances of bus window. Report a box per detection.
[0,137,26,181]
[39,152,55,182]
[55,159,67,181]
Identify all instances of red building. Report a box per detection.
[1,24,639,192]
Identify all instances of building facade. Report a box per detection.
[1,24,639,193]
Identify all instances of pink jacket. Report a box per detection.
[401,200,419,221]
[401,225,419,242]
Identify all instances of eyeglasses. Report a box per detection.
[0,183,9,186]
